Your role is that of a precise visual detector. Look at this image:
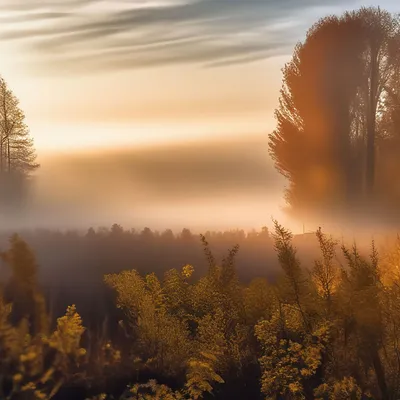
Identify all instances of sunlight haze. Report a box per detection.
[0,0,399,233]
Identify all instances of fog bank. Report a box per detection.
[2,135,288,232]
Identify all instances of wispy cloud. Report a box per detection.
[0,0,356,72]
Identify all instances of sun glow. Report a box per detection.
[31,117,273,154]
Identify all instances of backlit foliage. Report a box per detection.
[0,298,86,400]
[269,6,400,225]
[255,311,330,399]
[3,225,400,399]
[314,377,363,399]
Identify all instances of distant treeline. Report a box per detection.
[0,224,382,329]
[0,225,280,327]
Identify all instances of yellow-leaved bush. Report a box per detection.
[0,298,86,400]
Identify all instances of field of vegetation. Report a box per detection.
[1,221,400,399]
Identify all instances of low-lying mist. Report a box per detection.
[1,134,399,242]
[2,135,287,232]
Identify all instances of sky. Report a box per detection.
[0,0,399,233]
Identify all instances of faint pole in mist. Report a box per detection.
[0,249,4,279]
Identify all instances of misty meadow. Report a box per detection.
[2,3,400,400]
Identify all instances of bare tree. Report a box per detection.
[0,77,39,210]
[350,7,400,197]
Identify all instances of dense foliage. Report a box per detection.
[269,6,400,224]
[1,224,373,331]
[1,222,400,399]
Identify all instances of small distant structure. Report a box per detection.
[301,222,315,236]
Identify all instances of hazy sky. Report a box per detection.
[0,0,399,232]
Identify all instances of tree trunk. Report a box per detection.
[366,47,379,198]
[0,140,3,173]
[372,349,388,399]
[7,137,10,173]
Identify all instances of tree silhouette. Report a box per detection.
[352,7,400,197]
[269,7,400,222]
[0,76,39,213]
[1,235,48,335]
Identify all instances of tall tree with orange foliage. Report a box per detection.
[269,7,400,222]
